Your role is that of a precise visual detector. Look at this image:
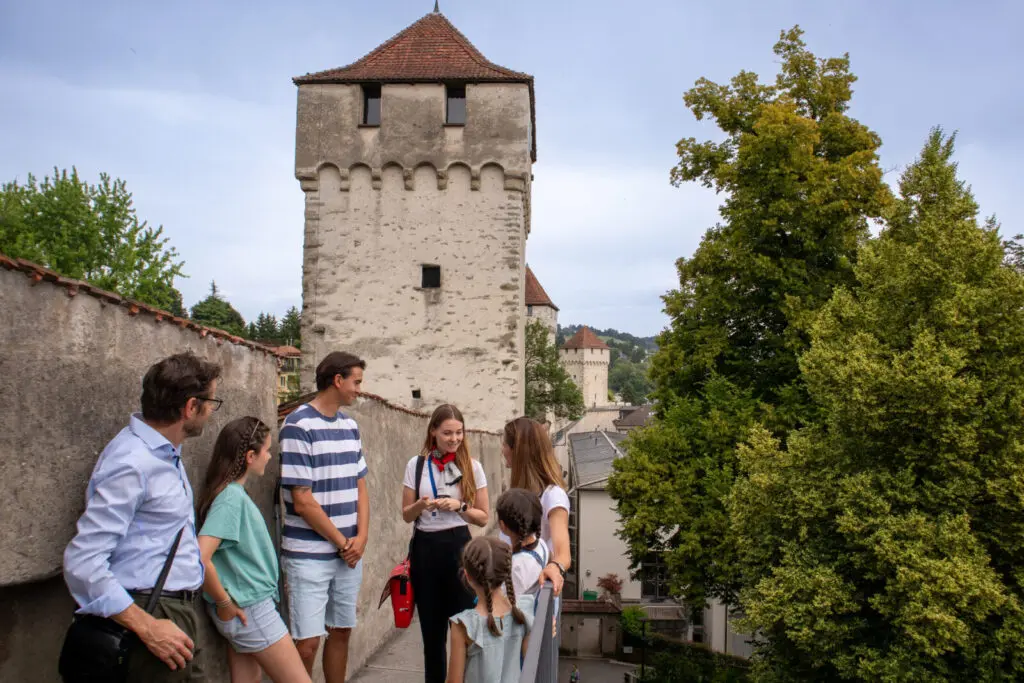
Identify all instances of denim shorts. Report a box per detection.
[207,597,289,654]
[281,556,363,640]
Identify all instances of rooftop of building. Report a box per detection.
[525,266,558,311]
[561,326,610,350]
[613,404,655,429]
[569,430,626,491]
[294,9,536,160]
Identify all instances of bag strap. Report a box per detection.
[412,456,426,528]
[144,527,185,614]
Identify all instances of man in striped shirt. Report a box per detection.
[280,351,369,682]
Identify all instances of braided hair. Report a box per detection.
[497,488,542,552]
[197,416,270,524]
[461,536,526,637]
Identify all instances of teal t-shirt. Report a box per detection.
[199,483,279,607]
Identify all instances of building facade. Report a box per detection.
[294,9,535,430]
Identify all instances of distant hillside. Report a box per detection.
[556,324,656,404]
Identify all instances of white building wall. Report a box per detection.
[578,488,642,602]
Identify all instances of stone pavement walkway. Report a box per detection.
[348,617,636,683]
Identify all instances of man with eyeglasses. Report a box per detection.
[63,351,222,682]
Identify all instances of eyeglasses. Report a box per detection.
[195,396,223,412]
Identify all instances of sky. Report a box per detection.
[1,0,1021,337]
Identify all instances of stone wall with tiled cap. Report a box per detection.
[0,255,280,682]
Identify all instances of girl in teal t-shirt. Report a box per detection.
[197,416,310,683]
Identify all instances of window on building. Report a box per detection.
[446,84,466,125]
[421,265,441,289]
[362,84,381,126]
[527,305,534,317]
[640,552,670,602]
[412,389,422,400]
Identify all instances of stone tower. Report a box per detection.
[293,9,535,431]
[559,327,610,408]
[524,266,558,344]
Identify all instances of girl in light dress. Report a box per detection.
[447,537,535,683]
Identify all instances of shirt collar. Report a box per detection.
[129,413,180,460]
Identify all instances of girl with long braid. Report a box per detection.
[497,488,549,597]
[448,537,535,683]
[197,417,310,683]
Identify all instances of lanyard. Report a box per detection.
[427,459,439,516]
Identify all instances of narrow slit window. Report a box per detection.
[421,265,441,289]
[412,389,422,400]
[363,84,381,126]
[446,85,466,125]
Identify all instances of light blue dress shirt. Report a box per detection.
[63,414,204,617]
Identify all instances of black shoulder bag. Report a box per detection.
[58,528,185,683]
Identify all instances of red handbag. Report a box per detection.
[378,558,415,628]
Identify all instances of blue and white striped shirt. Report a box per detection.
[279,404,367,559]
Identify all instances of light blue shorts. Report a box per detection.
[207,597,288,654]
[282,556,363,640]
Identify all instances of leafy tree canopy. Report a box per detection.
[0,167,185,314]
[525,320,585,422]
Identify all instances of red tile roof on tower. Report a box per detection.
[561,326,609,350]
[293,10,537,160]
[525,266,558,311]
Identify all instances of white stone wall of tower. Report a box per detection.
[527,304,558,345]
[295,82,532,431]
[559,346,610,408]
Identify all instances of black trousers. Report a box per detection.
[409,525,475,683]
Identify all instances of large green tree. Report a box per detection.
[279,306,302,347]
[190,281,247,337]
[608,27,891,605]
[0,167,185,312]
[525,320,585,422]
[729,130,1024,681]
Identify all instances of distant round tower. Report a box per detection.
[559,327,610,408]
[292,9,536,431]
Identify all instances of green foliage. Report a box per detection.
[190,281,247,337]
[0,167,186,312]
[621,605,646,638]
[609,26,890,605]
[525,320,585,421]
[279,306,302,347]
[610,358,652,405]
[729,130,1024,680]
[248,312,280,342]
[639,641,751,683]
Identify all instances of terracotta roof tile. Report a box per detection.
[271,345,302,357]
[561,326,609,350]
[294,11,536,161]
[525,266,558,310]
[0,253,282,357]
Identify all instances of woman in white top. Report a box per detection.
[401,404,489,683]
[500,417,571,596]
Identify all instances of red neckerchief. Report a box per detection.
[432,450,457,468]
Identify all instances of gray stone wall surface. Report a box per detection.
[0,265,279,682]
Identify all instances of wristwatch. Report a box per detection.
[459,502,468,513]
[547,560,567,578]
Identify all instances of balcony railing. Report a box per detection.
[520,582,558,683]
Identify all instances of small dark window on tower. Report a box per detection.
[363,84,381,126]
[421,265,441,289]
[412,389,422,400]
[446,85,466,125]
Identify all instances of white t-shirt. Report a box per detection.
[539,485,570,544]
[512,538,550,597]
[403,455,487,532]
